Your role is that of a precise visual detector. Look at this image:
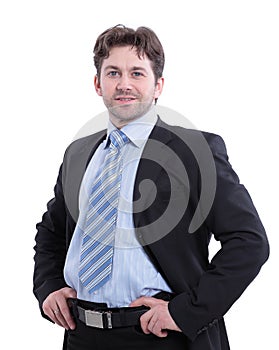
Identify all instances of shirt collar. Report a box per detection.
[104,107,158,149]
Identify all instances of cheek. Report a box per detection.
[142,84,158,98]
[99,82,115,97]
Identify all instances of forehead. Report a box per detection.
[102,46,153,70]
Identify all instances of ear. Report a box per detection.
[154,77,164,99]
[94,75,102,96]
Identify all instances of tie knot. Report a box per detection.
[109,129,129,149]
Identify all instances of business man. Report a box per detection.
[33,25,269,350]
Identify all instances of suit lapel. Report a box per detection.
[63,130,107,223]
[133,118,175,229]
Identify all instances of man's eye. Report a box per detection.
[132,72,143,77]
[108,71,119,77]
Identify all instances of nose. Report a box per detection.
[116,73,132,91]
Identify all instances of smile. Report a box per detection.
[114,97,137,104]
[115,97,136,101]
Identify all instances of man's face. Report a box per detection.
[94,46,164,127]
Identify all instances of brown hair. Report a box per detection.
[93,25,165,83]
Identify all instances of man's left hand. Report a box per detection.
[130,296,182,337]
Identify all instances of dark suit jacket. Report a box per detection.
[33,118,269,350]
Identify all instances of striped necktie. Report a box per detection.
[79,129,129,293]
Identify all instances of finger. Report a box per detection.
[43,302,66,328]
[141,310,168,337]
[65,288,77,300]
[51,305,69,329]
[129,297,145,307]
[139,309,153,334]
[43,299,59,323]
[150,320,168,338]
[130,296,160,308]
[55,293,76,330]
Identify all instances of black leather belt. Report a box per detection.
[77,304,149,329]
[69,291,174,330]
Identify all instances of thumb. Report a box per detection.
[70,290,77,298]
[130,296,154,308]
[129,298,144,307]
[63,287,77,299]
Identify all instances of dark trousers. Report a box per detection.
[65,318,189,350]
[65,296,189,350]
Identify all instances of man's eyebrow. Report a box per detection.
[104,65,119,71]
[131,66,148,73]
[103,65,148,73]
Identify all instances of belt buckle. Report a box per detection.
[84,310,112,329]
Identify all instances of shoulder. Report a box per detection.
[156,118,228,155]
[64,129,107,160]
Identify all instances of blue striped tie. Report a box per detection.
[79,129,129,293]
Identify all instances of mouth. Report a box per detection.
[114,96,137,104]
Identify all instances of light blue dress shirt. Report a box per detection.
[64,108,172,307]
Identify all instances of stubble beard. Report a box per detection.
[110,101,153,124]
[103,92,155,126]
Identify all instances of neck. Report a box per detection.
[109,116,140,129]
[108,113,148,129]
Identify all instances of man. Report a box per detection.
[33,25,269,350]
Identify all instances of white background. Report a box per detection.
[0,1,278,349]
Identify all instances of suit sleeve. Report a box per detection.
[168,134,269,341]
[33,164,69,318]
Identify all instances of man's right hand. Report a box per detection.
[42,287,77,330]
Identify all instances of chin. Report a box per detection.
[109,103,151,123]
[111,108,142,122]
